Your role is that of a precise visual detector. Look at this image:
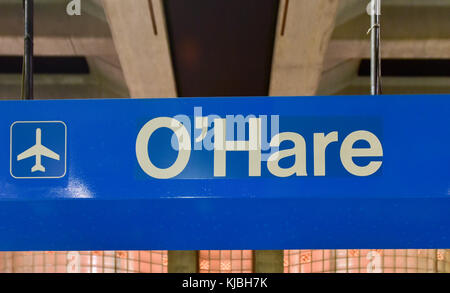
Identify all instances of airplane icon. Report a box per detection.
[17,128,60,173]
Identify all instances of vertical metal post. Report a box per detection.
[168,251,199,273]
[22,0,34,100]
[253,250,284,273]
[369,0,381,95]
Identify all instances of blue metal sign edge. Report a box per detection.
[0,94,448,250]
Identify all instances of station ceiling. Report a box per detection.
[0,0,449,99]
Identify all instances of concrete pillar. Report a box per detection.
[269,0,339,96]
[102,0,177,98]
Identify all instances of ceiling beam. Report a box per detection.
[337,76,450,95]
[102,0,176,98]
[86,56,130,98]
[317,59,360,96]
[335,0,450,27]
[335,0,366,27]
[0,1,115,56]
[326,39,450,60]
[0,74,101,100]
[327,5,450,59]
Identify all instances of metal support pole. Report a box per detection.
[22,0,34,100]
[253,250,284,273]
[369,0,382,95]
[168,251,199,273]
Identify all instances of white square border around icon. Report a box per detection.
[10,121,67,179]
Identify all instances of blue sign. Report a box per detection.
[0,95,448,251]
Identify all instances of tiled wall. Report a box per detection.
[1,249,448,273]
[284,249,450,273]
[0,251,167,273]
[199,250,252,273]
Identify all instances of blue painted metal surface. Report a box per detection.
[0,95,448,251]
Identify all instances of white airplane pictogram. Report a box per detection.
[17,128,60,173]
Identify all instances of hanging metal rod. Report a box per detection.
[22,0,34,100]
[368,0,382,95]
